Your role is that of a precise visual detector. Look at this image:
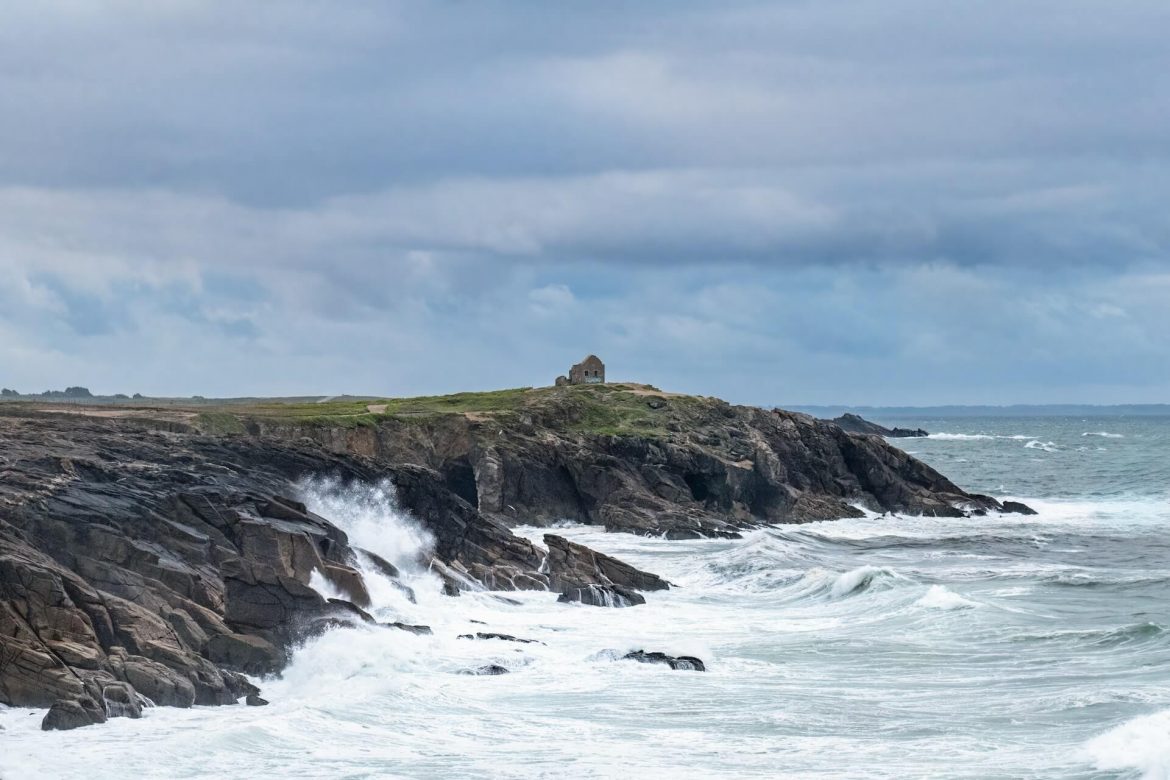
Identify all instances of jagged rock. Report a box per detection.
[382,622,433,635]
[557,585,645,607]
[621,650,706,671]
[245,694,269,706]
[41,697,107,731]
[1002,501,1038,515]
[457,632,543,645]
[544,534,667,606]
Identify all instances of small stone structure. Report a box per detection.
[556,355,605,386]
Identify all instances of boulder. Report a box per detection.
[245,694,269,706]
[1002,501,1038,515]
[41,697,107,731]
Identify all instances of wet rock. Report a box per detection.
[245,694,269,707]
[206,633,283,676]
[457,632,543,645]
[41,697,107,731]
[1002,501,1038,515]
[101,682,143,718]
[460,664,510,676]
[544,534,666,605]
[382,622,433,635]
[622,650,706,671]
[557,585,645,608]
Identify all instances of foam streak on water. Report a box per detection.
[1,415,1169,779]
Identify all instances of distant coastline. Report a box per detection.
[787,404,1170,418]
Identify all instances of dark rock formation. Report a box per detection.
[831,413,928,438]
[0,409,642,720]
[245,693,268,706]
[543,533,668,606]
[621,650,706,671]
[382,622,433,635]
[1001,500,1038,515]
[254,386,1005,538]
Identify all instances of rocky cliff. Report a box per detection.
[0,407,663,728]
[248,384,1013,539]
[0,385,1025,728]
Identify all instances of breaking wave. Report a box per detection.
[1082,708,1170,780]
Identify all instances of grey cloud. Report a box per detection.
[1,1,1169,402]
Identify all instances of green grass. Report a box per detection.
[189,383,703,438]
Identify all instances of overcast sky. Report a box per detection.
[2,1,1168,405]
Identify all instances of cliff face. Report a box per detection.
[252,385,1007,539]
[0,408,661,725]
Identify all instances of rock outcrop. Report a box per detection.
[544,534,668,607]
[621,650,706,671]
[0,409,656,725]
[831,413,928,438]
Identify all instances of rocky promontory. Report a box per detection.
[831,413,929,438]
[245,385,1012,538]
[0,385,1027,727]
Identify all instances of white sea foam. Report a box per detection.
[1082,708,1170,780]
[928,432,995,441]
[1083,431,1125,438]
[1025,440,1059,452]
[308,567,346,601]
[928,433,1036,441]
[915,584,977,610]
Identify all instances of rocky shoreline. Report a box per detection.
[0,389,1029,730]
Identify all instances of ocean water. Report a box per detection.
[2,417,1169,779]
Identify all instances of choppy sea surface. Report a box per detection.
[2,416,1168,779]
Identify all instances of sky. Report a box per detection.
[1,1,1168,406]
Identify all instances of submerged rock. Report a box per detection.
[245,694,269,707]
[457,632,543,645]
[622,650,706,672]
[460,664,510,676]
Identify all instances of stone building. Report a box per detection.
[555,355,605,386]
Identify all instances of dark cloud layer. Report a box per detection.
[1,1,1167,403]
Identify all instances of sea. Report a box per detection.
[2,415,1168,779]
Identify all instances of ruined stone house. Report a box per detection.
[555,355,605,386]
